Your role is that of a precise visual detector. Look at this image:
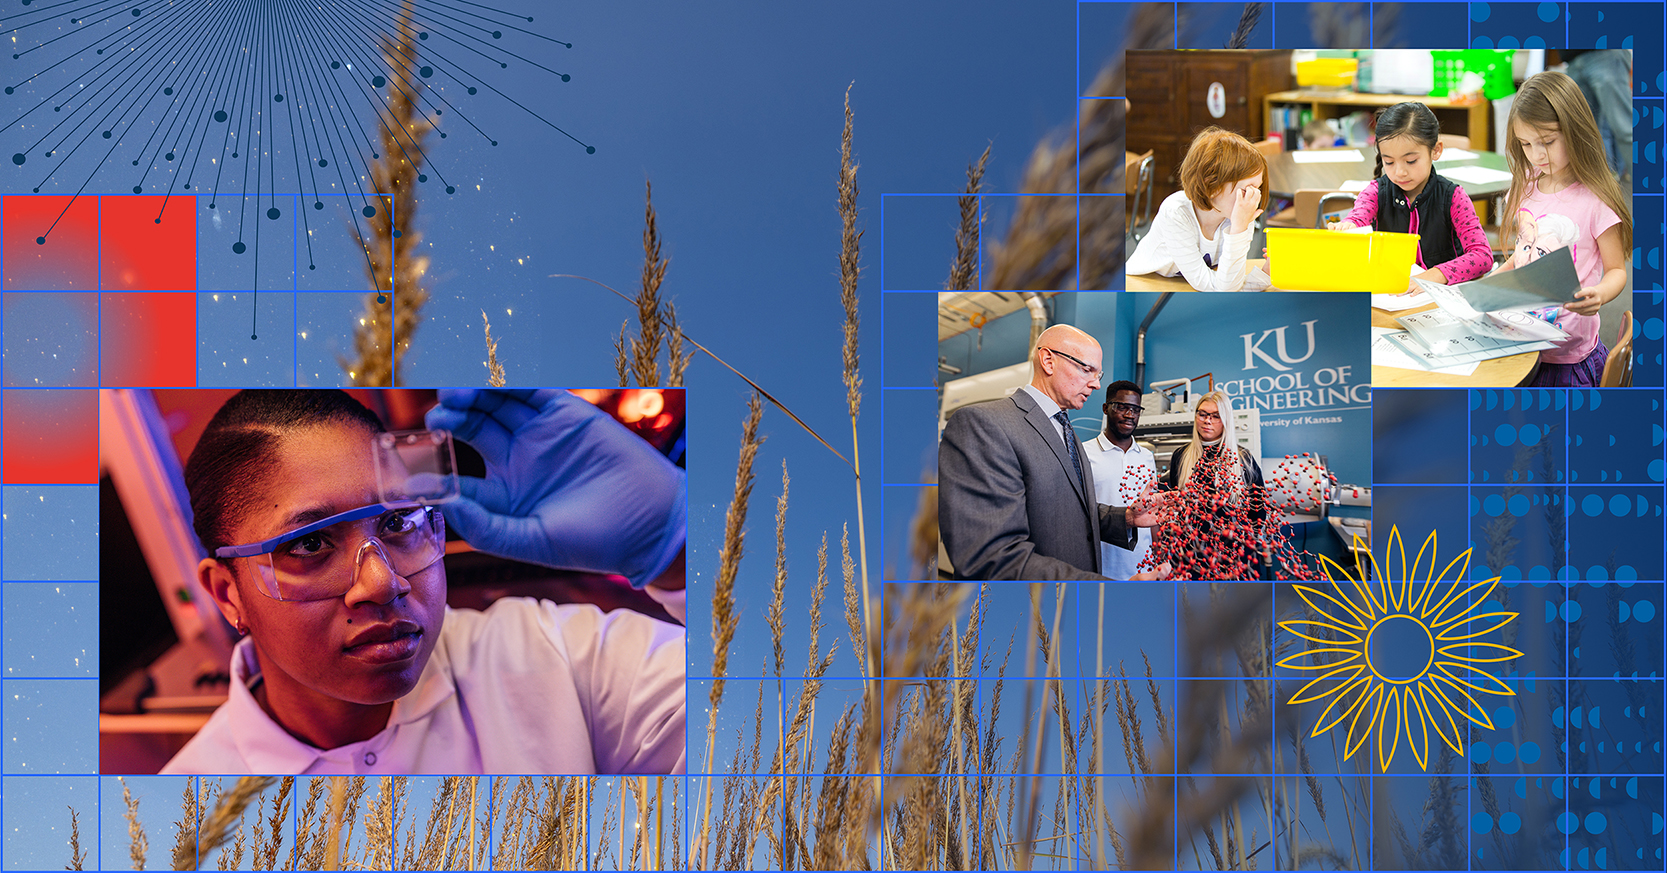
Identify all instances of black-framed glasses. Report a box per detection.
[1106,401,1143,416]
[1042,347,1101,379]
[1196,410,1223,423]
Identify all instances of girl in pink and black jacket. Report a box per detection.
[1328,102,1494,292]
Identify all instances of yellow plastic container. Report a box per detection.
[1265,228,1420,292]
[1296,58,1357,88]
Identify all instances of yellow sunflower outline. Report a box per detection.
[1277,526,1525,772]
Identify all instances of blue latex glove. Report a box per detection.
[423,389,686,588]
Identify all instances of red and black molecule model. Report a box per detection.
[1137,450,1339,581]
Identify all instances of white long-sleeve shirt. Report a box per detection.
[162,597,686,774]
[1126,191,1272,291]
[1082,434,1157,579]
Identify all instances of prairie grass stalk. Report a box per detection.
[66,806,86,871]
[665,301,689,387]
[946,147,989,293]
[614,320,631,387]
[695,393,762,868]
[170,778,199,871]
[345,1,432,386]
[365,778,393,871]
[120,777,149,871]
[256,776,291,871]
[837,83,874,673]
[482,312,507,387]
[633,181,669,387]
[322,777,348,871]
[179,776,274,871]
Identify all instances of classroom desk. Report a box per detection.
[1126,260,1267,291]
[1265,148,1511,201]
[1371,301,1541,387]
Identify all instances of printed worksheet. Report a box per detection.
[1370,327,1480,375]
[1397,308,1566,357]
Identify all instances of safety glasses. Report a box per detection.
[214,502,445,602]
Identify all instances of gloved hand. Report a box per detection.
[424,389,687,588]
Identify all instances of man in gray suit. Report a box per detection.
[940,325,1165,580]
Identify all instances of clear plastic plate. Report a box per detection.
[373,429,460,505]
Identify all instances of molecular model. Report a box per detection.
[1136,449,1339,581]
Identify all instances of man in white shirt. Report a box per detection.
[1083,381,1158,580]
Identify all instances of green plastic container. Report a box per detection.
[1431,49,1516,100]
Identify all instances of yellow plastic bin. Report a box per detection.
[1296,58,1358,88]
[1265,228,1420,292]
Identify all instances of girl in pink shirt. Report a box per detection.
[1329,102,1494,291]
[1493,71,1631,387]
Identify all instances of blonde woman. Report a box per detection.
[1164,391,1264,496]
[1162,391,1268,581]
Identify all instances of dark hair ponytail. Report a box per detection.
[185,390,386,554]
[1372,102,1442,178]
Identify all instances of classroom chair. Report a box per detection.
[1600,310,1634,387]
[1126,151,1156,242]
[1315,192,1356,228]
[1437,134,1471,150]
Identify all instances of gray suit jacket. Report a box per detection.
[939,390,1138,580]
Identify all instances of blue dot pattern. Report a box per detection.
[1637,100,1663,195]
[1632,194,1665,388]
[1570,583,1665,678]
[1462,390,1666,580]
[1568,486,1664,580]
[1569,390,1665,483]
[1569,3,1664,97]
[1568,681,1665,775]
[1471,775,1565,869]
[1469,2,1564,50]
[1471,389,1565,485]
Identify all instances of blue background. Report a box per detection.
[1,1,1664,870]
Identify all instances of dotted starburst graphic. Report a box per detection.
[1277,527,1523,772]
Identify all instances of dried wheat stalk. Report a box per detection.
[481,311,507,387]
[946,146,989,292]
[120,777,149,872]
[694,393,762,868]
[344,1,432,386]
[178,776,274,870]
[65,806,86,871]
[632,181,669,386]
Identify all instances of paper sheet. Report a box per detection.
[1413,249,1579,313]
[1441,164,1513,186]
[1371,327,1480,375]
[1338,179,1371,193]
[1434,148,1480,162]
[1292,149,1366,163]
[1386,328,1553,367]
[1397,308,1564,357]
[1370,291,1428,311]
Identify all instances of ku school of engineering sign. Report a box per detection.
[1213,319,1373,412]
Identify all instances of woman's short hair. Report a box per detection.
[184,390,386,554]
[1180,127,1270,213]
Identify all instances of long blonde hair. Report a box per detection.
[1176,390,1245,491]
[1501,71,1632,254]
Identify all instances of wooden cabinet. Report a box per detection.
[1126,50,1293,203]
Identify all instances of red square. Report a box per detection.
[2,389,98,483]
[101,293,196,386]
[100,196,196,290]
[2,196,98,291]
